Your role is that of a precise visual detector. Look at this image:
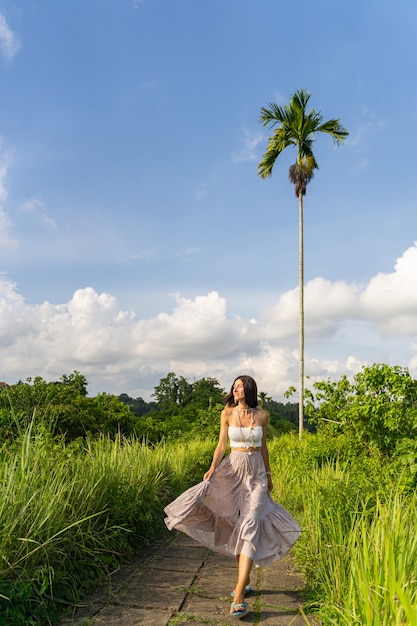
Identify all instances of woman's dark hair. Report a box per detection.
[224,375,258,408]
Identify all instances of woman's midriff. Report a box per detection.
[230,447,262,452]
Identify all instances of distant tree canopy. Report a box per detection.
[265,399,299,435]
[120,373,227,442]
[118,393,156,417]
[0,372,135,442]
[2,365,416,462]
[120,373,298,441]
[152,373,225,409]
[0,370,299,445]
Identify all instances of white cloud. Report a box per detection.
[19,198,57,230]
[232,127,264,162]
[359,243,417,336]
[0,13,20,60]
[131,291,252,360]
[0,244,417,400]
[259,277,358,343]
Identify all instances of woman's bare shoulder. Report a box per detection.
[255,406,269,425]
[221,405,234,421]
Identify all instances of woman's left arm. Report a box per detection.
[261,410,273,492]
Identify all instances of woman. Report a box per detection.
[164,375,301,619]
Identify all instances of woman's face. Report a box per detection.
[233,379,245,404]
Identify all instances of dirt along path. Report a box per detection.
[57,531,318,626]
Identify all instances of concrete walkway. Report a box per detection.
[58,532,318,626]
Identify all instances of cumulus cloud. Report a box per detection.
[131,292,252,360]
[0,13,21,60]
[259,277,358,343]
[359,244,417,336]
[1,243,417,399]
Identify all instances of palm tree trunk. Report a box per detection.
[298,191,304,438]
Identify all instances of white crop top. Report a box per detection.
[228,425,263,448]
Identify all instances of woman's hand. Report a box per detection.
[203,468,215,481]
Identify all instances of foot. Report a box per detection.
[230,601,249,618]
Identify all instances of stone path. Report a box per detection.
[58,532,318,626]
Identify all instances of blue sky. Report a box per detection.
[0,0,417,400]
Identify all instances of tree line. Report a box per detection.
[119,372,299,441]
[3,363,414,455]
[0,371,298,444]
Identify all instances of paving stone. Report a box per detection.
[90,605,173,625]
[176,622,215,626]
[170,533,200,544]
[161,543,211,560]
[195,568,242,598]
[207,551,237,567]
[150,554,203,572]
[259,608,310,625]
[260,589,304,611]
[186,594,254,624]
[56,531,319,626]
[125,566,196,588]
[261,565,306,592]
[118,582,185,611]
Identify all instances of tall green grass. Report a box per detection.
[269,433,417,624]
[0,422,214,625]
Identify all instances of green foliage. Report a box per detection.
[151,372,225,410]
[137,373,297,442]
[0,424,214,625]
[0,373,136,443]
[152,372,193,407]
[14,367,417,624]
[258,89,348,183]
[118,393,156,416]
[5,366,417,624]
[133,402,222,443]
[306,363,417,458]
[266,400,299,435]
[131,374,226,443]
[190,377,225,408]
[268,431,417,623]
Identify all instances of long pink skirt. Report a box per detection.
[164,450,301,567]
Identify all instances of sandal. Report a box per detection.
[230,601,249,618]
[231,585,251,597]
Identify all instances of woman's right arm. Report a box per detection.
[203,408,229,481]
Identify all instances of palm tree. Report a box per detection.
[258,391,272,409]
[258,89,348,438]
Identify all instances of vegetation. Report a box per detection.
[269,429,417,625]
[119,372,298,441]
[258,89,349,437]
[1,363,417,624]
[0,372,136,441]
[305,363,417,464]
[0,423,214,625]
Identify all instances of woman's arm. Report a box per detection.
[203,408,229,481]
[260,410,273,492]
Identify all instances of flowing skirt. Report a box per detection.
[164,450,301,567]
